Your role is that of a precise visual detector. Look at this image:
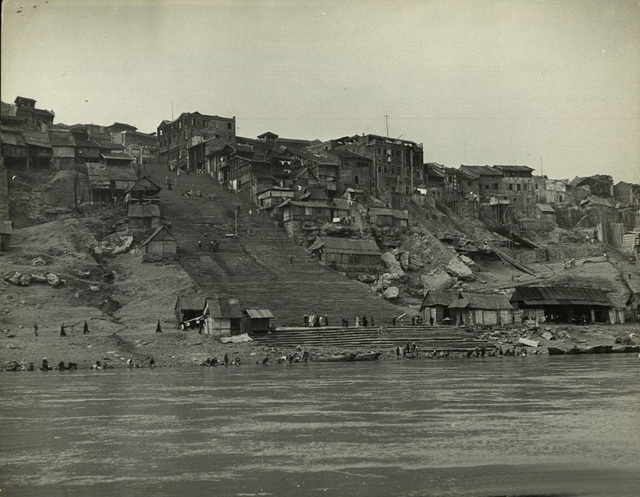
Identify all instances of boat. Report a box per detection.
[583,345,613,354]
[352,352,382,361]
[547,347,565,355]
[611,345,640,353]
[314,353,356,362]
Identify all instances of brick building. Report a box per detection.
[157,112,236,171]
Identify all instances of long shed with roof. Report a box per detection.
[510,286,613,324]
[140,226,177,257]
[420,290,459,324]
[448,292,513,326]
[308,237,381,267]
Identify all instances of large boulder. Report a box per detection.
[46,273,63,287]
[383,286,400,300]
[446,256,474,281]
[94,234,133,256]
[381,252,404,277]
[421,268,455,291]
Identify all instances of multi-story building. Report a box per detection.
[535,176,567,204]
[493,165,535,216]
[157,111,236,171]
[13,97,54,130]
[121,130,157,164]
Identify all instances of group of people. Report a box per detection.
[198,233,219,252]
[396,342,419,358]
[199,354,240,366]
[304,314,329,327]
[57,321,90,337]
[341,315,375,328]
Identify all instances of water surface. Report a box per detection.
[1,355,639,496]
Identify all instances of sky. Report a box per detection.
[2,0,639,183]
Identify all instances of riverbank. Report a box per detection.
[2,321,638,371]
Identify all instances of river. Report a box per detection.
[1,355,639,497]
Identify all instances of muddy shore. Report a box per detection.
[2,322,638,371]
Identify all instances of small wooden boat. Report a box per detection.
[611,345,640,353]
[314,353,356,362]
[353,352,382,362]
[547,347,565,355]
[583,345,613,354]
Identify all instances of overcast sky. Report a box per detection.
[2,0,639,183]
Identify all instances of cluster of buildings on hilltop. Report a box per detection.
[155,108,640,258]
[1,96,158,172]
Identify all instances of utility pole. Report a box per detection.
[384,115,389,137]
[234,209,238,236]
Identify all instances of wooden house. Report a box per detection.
[86,163,138,203]
[448,292,513,326]
[308,237,381,267]
[174,294,205,326]
[140,226,177,257]
[368,207,409,227]
[510,286,613,324]
[126,176,162,203]
[420,290,458,324]
[241,309,275,334]
[203,297,243,337]
[127,204,161,232]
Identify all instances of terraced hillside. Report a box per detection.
[144,164,408,327]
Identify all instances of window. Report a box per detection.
[354,175,359,185]
[516,184,521,191]
[509,184,513,191]
[192,119,196,126]
[228,123,232,130]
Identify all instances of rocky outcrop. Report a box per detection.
[446,256,474,281]
[3,271,65,287]
[421,268,455,291]
[94,233,133,256]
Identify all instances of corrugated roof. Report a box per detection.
[246,309,274,319]
[310,237,381,255]
[449,293,513,310]
[511,286,612,307]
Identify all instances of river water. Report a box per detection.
[1,355,639,497]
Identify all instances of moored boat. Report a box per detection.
[353,352,382,361]
[547,347,565,355]
[314,353,356,362]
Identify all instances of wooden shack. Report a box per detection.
[203,297,243,337]
[127,204,161,232]
[448,292,513,326]
[241,309,275,334]
[308,237,381,267]
[140,226,177,257]
[174,294,205,326]
[420,290,458,324]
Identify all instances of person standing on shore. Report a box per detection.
[60,324,66,337]
[156,321,162,333]
[83,321,90,334]
[33,322,38,337]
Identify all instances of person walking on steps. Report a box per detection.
[156,321,162,333]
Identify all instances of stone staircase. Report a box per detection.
[143,163,406,327]
[251,325,494,352]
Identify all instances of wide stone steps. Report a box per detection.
[143,164,405,326]
[251,326,494,351]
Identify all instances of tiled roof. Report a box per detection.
[421,290,459,308]
[22,131,51,148]
[326,148,371,161]
[460,165,502,176]
[101,151,134,161]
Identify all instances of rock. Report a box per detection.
[399,252,410,271]
[89,285,100,292]
[94,233,134,256]
[18,274,32,286]
[6,344,17,349]
[459,254,475,266]
[383,286,400,300]
[4,271,23,286]
[381,252,404,277]
[46,273,62,287]
[519,337,539,348]
[30,272,48,283]
[190,341,203,346]
[542,331,555,340]
[446,257,474,281]
[408,253,424,270]
[355,274,376,284]
[421,268,454,291]
[77,270,92,278]
[32,257,47,266]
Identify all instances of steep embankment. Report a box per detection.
[142,163,412,326]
